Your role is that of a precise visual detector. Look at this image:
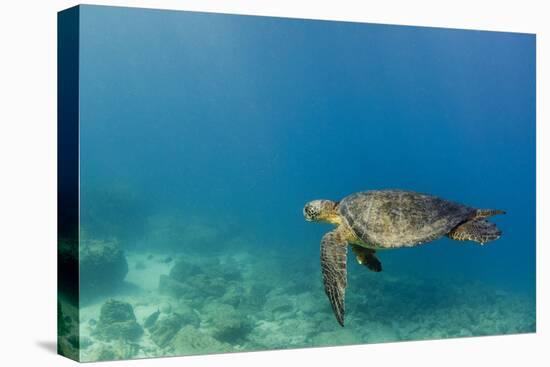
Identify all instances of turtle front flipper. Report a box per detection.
[447,219,502,244]
[320,228,348,327]
[351,245,382,272]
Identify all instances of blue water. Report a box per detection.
[67,5,535,361]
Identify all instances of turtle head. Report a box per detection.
[303,200,340,224]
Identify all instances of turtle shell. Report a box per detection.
[339,190,476,248]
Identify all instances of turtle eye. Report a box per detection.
[305,205,317,218]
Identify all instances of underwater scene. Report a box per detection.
[57,5,535,362]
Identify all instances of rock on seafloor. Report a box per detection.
[80,239,128,296]
[149,313,184,347]
[202,302,253,342]
[94,299,143,341]
[168,326,233,355]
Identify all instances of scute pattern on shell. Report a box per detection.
[339,190,476,248]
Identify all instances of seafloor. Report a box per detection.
[58,216,535,362]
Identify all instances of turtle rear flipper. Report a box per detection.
[351,245,382,272]
[448,219,501,244]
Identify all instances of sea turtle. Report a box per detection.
[303,189,505,326]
